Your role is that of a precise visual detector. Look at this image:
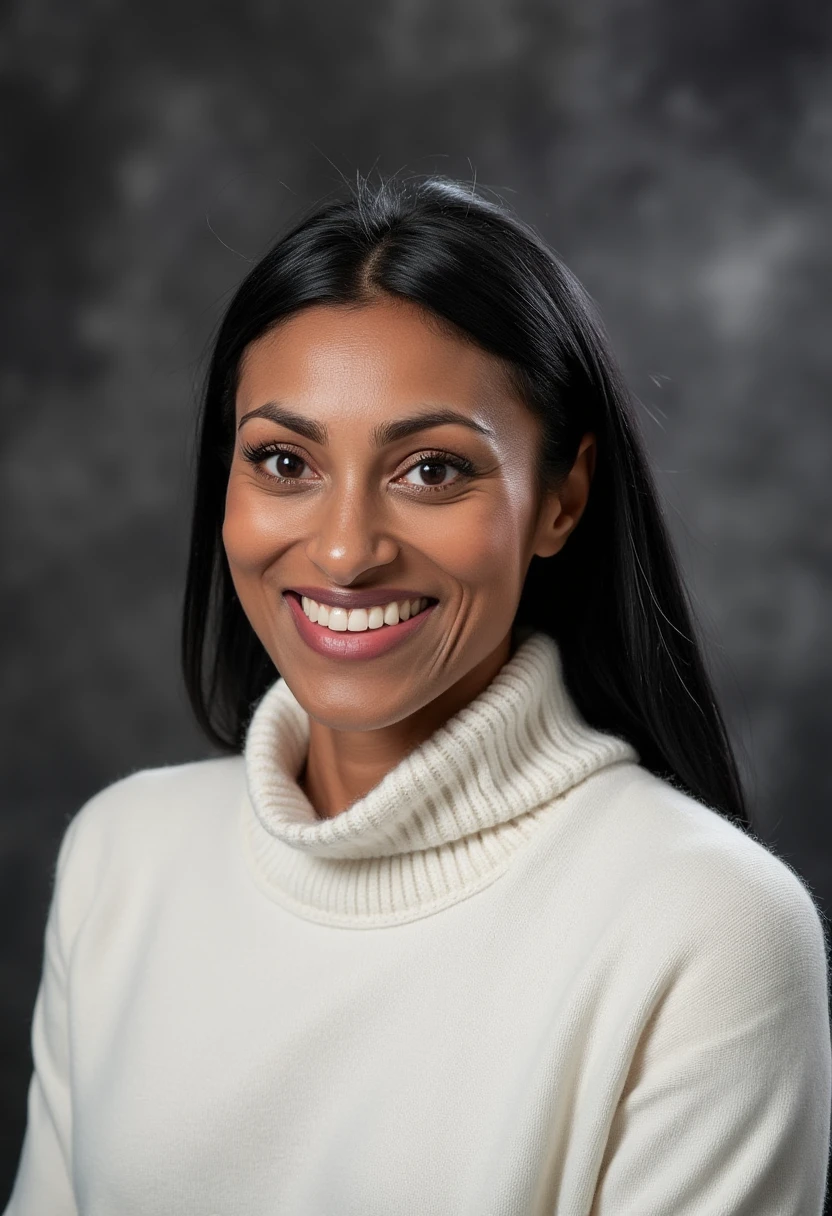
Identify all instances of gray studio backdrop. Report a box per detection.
[3,0,831,1193]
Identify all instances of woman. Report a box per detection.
[6,175,831,1215]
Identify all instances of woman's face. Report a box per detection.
[223,296,582,731]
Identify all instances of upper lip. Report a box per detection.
[285,586,436,610]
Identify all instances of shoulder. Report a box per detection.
[620,765,824,921]
[42,754,245,964]
[594,763,830,994]
[54,754,246,882]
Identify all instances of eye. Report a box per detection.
[398,453,476,492]
[240,441,316,482]
[264,450,314,480]
[401,460,456,488]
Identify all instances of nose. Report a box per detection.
[304,477,399,585]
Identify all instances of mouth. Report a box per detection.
[282,590,438,661]
[285,590,437,629]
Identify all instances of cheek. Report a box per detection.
[415,494,530,592]
[222,479,284,575]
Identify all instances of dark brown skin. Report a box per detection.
[223,297,595,819]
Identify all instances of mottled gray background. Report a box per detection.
[2,0,831,1194]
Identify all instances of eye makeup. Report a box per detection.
[239,438,479,494]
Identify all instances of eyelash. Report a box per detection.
[238,440,478,494]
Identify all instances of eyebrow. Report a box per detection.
[236,401,495,446]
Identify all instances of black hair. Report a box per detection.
[181,173,752,834]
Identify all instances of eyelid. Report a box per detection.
[240,438,316,478]
[401,442,479,478]
[398,448,469,472]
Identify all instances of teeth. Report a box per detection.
[328,607,348,632]
[299,594,430,632]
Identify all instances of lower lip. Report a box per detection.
[283,592,437,660]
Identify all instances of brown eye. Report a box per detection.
[400,457,470,490]
[269,452,307,479]
[240,440,317,482]
[414,461,452,486]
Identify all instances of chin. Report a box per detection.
[287,675,430,733]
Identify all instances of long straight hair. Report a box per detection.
[181,174,752,834]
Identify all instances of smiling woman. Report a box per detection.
[220,297,596,813]
[5,176,830,1215]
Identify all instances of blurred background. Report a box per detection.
[2,0,831,1194]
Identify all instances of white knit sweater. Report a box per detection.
[5,630,831,1214]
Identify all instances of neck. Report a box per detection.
[301,630,514,818]
[240,627,639,927]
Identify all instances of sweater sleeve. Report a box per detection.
[3,809,89,1216]
[591,847,832,1216]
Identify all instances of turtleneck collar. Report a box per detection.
[238,629,638,928]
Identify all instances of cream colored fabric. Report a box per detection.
[6,631,831,1214]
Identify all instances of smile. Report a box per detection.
[300,593,430,632]
[283,591,437,661]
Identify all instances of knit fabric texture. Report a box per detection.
[5,629,831,1215]
[241,628,638,926]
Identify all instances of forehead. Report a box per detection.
[235,299,519,421]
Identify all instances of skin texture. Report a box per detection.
[223,297,594,818]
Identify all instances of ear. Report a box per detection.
[532,433,596,559]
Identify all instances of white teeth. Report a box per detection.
[328,607,348,632]
[301,596,320,623]
[300,594,430,632]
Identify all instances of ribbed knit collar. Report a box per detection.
[239,629,638,928]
